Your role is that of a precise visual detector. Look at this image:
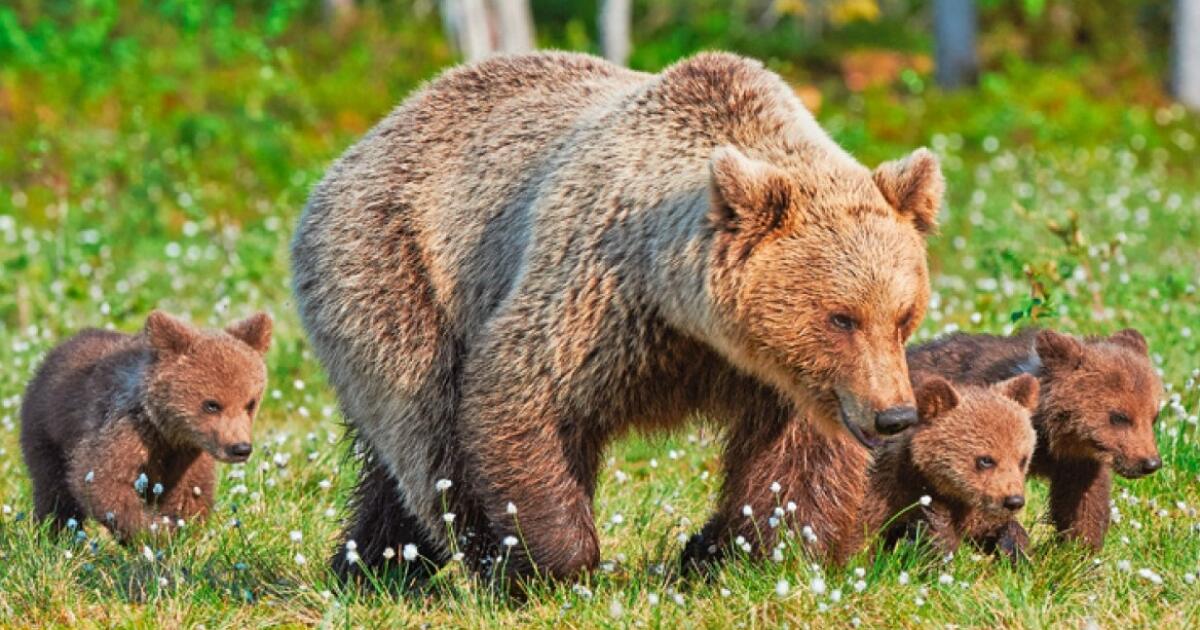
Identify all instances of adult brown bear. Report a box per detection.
[291,51,943,585]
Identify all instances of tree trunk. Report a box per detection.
[1175,0,1200,110]
[322,0,357,28]
[600,0,632,66]
[934,0,978,89]
[491,0,535,54]
[440,0,496,62]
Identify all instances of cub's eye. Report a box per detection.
[975,456,996,471]
[202,400,223,414]
[1109,411,1132,427]
[246,398,257,414]
[830,313,858,332]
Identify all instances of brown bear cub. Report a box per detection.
[906,328,1162,550]
[859,375,1039,560]
[19,310,271,540]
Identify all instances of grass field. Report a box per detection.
[2,5,1200,628]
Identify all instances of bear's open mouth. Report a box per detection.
[839,402,882,450]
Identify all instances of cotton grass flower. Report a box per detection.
[775,578,790,597]
[403,544,419,561]
[810,576,827,595]
[502,535,519,548]
[436,478,452,491]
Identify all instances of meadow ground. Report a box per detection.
[1,6,1200,629]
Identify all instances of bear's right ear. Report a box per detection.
[1109,328,1149,355]
[708,145,795,252]
[1035,330,1083,372]
[226,312,273,355]
[873,148,944,236]
[915,377,959,422]
[994,373,1040,412]
[145,310,196,356]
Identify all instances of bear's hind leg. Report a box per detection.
[331,449,449,591]
[26,439,84,530]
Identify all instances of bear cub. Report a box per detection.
[859,375,1039,560]
[906,328,1162,549]
[20,310,272,540]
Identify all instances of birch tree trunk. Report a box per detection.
[491,0,535,54]
[600,0,632,66]
[1175,0,1200,110]
[933,0,978,89]
[440,0,496,62]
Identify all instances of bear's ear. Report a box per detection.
[145,310,197,356]
[1109,328,1148,355]
[915,377,959,422]
[226,312,273,354]
[1035,329,1083,372]
[873,148,944,236]
[708,145,794,247]
[994,373,1040,412]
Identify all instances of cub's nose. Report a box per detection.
[875,406,918,435]
[1003,495,1026,511]
[226,443,253,460]
[1140,457,1162,475]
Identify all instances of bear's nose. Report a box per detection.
[1140,457,1162,475]
[1003,495,1025,511]
[875,406,918,435]
[226,443,253,460]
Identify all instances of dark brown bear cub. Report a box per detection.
[19,310,271,540]
[859,375,1039,560]
[906,328,1162,549]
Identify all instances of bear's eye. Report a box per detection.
[829,313,858,332]
[202,400,223,414]
[246,398,257,414]
[1109,411,1132,427]
[897,307,915,335]
[975,456,996,471]
[1019,456,1028,469]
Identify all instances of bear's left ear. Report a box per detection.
[226,312,273,354]
[708,145,795,253]
[873,148,944,236]
[1109,328,1148,355]
[915,377,959,422]
[994,373,1040,412]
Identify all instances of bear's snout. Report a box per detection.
[224,442,253,462]
[1002,495,1025,511]
[875,406,918,435]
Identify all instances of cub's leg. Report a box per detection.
[158,452,215,524]
[1046,459,1111,550]
[22,432,85,529]
[967,518,1030,562]
[331,449,450,590]
[66,418,154,541]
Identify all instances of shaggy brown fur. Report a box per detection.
[906,328,1162,549]
[291,51,943,585]
[19,311,271,540]
[859,375,1039,560]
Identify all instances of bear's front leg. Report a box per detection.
[159,452,216,524]
[1046,458,1111,550]
[684,407,833,570]
[67,419,155,541]
[460,380,603,584]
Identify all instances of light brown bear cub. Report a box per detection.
[859,375,1039,560]
[906,328,1162,549]
[20,311,271,540]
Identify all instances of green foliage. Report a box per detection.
[0,2,1199,627]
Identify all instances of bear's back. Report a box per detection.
[907,329,1040,387]
[21,328,138,445]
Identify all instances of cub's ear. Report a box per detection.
[915,377,959,422]
[708,145,794,248]
[994,373,1040,412]
[1109,328,1148,355]
[1035,329,1083,372]
[145,310,196,356]
[873,148,944,235]
[226,312,273,354]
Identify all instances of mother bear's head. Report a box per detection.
[705,144,943,448]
